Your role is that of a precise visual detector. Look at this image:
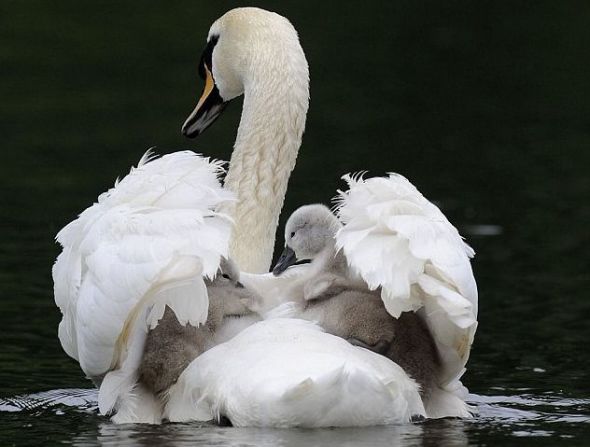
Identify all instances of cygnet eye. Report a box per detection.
[290,231,296,238]
[221,273,230,280]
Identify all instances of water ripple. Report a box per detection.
[1,389,588,446]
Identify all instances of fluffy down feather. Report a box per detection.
[52,151,233,390]
[335,173,478,417]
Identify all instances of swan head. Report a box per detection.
[182,7,307,137]
[273,204,342,276]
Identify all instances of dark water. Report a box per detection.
[1,1,589,445]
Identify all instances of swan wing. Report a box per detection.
[335,173,478,416]
[52,151,233,385]
[165,318,425,427]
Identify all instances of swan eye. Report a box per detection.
[221,273,231,280]
[198,35,220,80]
[290,232,296,238]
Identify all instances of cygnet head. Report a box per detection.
[181,7,308,137]
[272,204,342,276]
[208,257,244,289]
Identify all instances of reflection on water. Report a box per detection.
[92,422,430,447]
[0,389,98,413]
[2,389,588,446]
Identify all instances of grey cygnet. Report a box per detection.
[139,258,256,396]
[272,204,440,396]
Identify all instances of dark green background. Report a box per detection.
[1,1,589,445]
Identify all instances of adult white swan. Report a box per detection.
[53,7,477,425]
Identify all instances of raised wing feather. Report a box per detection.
[52,151,234,382]
[336,174,476,316]
[335,173,478,417]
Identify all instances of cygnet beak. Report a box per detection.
[272,246,297,276]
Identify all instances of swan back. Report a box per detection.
[165,318,425,427]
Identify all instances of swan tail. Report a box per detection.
[281,366,345,402]
[278,364,423,426]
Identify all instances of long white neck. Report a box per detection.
[222,50,309,273]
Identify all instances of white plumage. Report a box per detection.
[232,173,478,420]
[53,151,233,415]
[335,173,477,417]
[52,7,479,425]
[165,318,425,427]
